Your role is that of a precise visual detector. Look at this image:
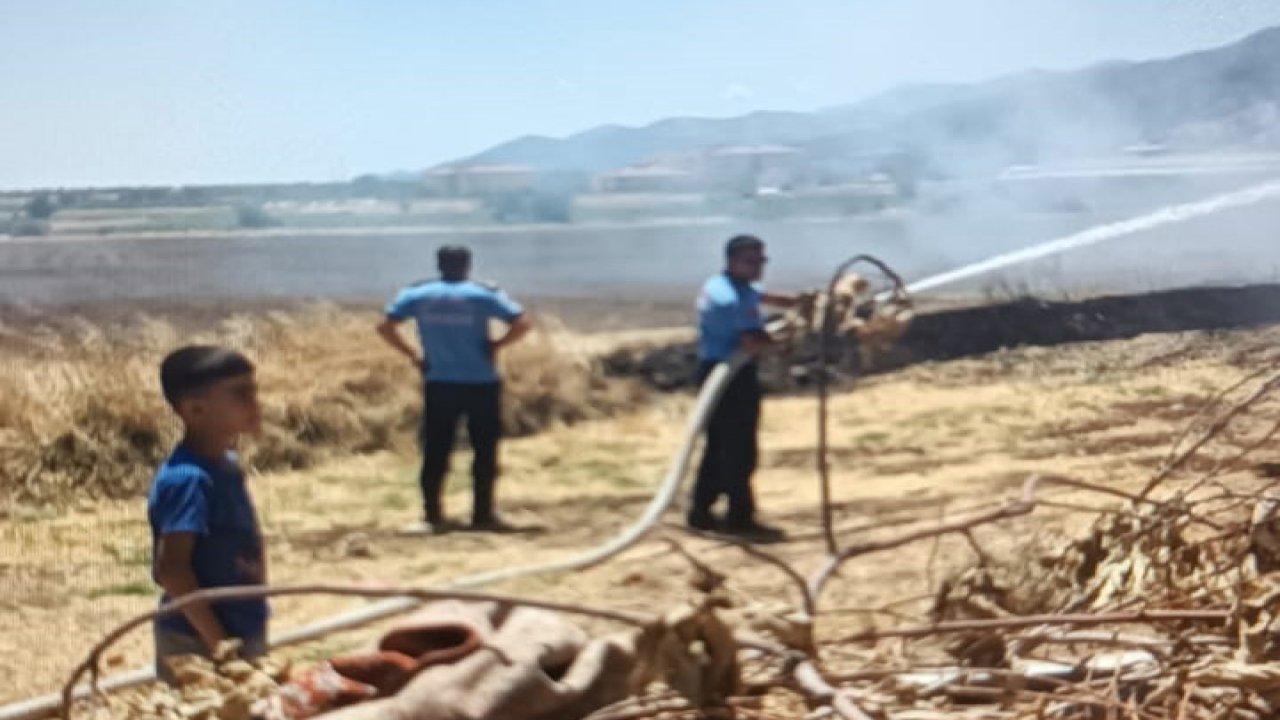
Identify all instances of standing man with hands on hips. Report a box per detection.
[377,245,532,535]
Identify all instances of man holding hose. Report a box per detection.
[690,234,810,541]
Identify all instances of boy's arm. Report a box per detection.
[155,532,227,652]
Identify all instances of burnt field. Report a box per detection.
[603,283,1280,390]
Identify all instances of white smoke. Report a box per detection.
[898,178,1280,296]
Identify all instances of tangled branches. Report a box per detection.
[772,367,1280,720]
[642,366,1280,720]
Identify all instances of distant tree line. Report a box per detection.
[1,193,55,236]
[1,169,597,237]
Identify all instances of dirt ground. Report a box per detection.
[3,322,1278,707]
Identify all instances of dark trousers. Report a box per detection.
[419,381,502,524]
[690,361,761,526]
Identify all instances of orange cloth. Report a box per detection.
[255,622,482,719]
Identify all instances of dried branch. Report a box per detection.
[787,495,1011,544]
[1174,416,1280,502]
[1011,629,1188,656]
[582,693,690,720]
[830,608,1230,645]
[962,528,992,567]
[815,253,908,557]
[676,525,816,618]
[793,661,876,720]
[1162,366,1273,468]
[660,535,729,592]
[807,475,1040,604]
[1137,369,1280,501]
[1037,474,1224,530]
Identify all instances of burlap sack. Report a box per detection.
[313,600,640,720]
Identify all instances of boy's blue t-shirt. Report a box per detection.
[697,273,765,362]
[384,278,524,384]
[148,445,268,640]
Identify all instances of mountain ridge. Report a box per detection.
[447,26,1280,176]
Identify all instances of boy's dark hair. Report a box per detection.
[724,234,765,260]
[437,245,472,277]
[160,346,254,408]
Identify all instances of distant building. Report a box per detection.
[422,167,459,196]
[422,164,537,197]
[752,178,899,218]
[570,193,708,223]
[0,196,25,230]
[596,165,699,193]
[265,199,402,215]
[706,145,801,193]
[262,197,490,226]
[75,190,123,206]
[404,198,491,225]
[0,196,30,214]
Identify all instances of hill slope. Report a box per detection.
[455,26,1280,175]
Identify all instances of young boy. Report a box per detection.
[148,345,268,683]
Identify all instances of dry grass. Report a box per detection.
[5,315,1280,710]
[0,306,644,505]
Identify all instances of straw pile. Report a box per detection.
[0,306,643,505]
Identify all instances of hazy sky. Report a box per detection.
[3,1,1279,189]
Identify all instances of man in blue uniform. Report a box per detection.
[377,245,532,533]
[691,234,808,541]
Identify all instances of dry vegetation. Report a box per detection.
[6,311,1280,719]
[0,305,644,506]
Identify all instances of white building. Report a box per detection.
[706,145,801,192]
[752,178,899,218]
[595,165,699,193]
[422,164,537,196]
[570,193,707,223]
[422,167,460,196]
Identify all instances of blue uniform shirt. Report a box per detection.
[698,273,765,362]
[385,279,524,384]
[148,445,268,640]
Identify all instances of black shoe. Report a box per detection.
[724,520,786,543]
[470,516,518,533]
[687,513,722,533]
